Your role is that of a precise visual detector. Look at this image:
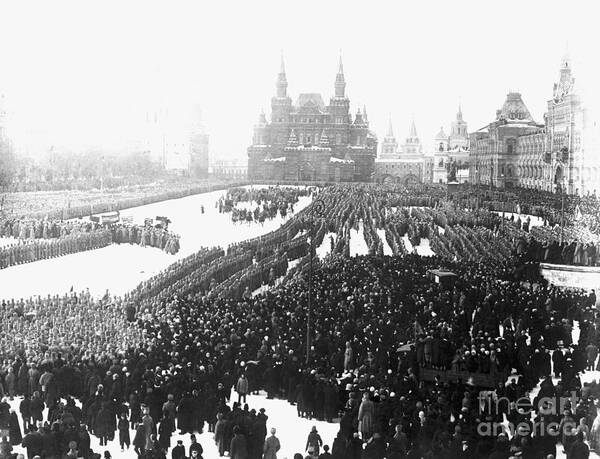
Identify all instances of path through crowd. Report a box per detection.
[349,222,369,257]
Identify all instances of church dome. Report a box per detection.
[435,126,447,140]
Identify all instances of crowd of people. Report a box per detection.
[0,183,597,459]
[217,187,313,224]
[1,179,245,222]
[0,220,180,270]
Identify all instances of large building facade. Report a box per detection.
[469,55,600,194]
[247,57,377,182]
[374,119,433,184]
[432,106,470,184]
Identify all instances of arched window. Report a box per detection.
[336,133,342,145]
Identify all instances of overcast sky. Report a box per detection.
[1,0,599,160]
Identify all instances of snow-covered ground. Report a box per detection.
[400,235,436,257]
[5,391,339,459]
[414,238,435,257]
[349,222,369,257]
[376,229,393,256]
[0,188,311,299]
[402,235,414,253]
[316,232,336,260]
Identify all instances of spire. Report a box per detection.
[409,118,418,139]
[257,109,267,125]
[363,105,368,122]
[354,108,364,125]
[457,101,463,121]
[276,52,288,98]
[334,51,346,98]
[561,42,570,69]
[386,116,394,138]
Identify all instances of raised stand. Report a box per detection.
[446,181,460,193]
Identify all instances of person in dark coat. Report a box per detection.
[189,434,203,458]
[78,425,91,458]
[159,417,175,451]
[118,412,130,451]
[331,431,348,459]
[230,426,248,459]
[133,423,146,458]
[19,396,31,430]
[568,431,590,459]
[171,440,186,459]
[8,411,22,446]
[95,403,115,446]
[21,425,43,459]
[214,413,228,457]
[177,393,195,435]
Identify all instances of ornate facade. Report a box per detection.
[247,56,377,182]
[432,106,470,184]
[375,119,432,184]
[469,92,543,188]
[470,55,600,194]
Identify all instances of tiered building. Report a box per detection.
[247,56,377,182]
[374,119,432,184]
[469,54,600,194]
[432,105,470,184]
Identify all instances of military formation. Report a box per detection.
[0,219,180,270]
[0,184,597,458]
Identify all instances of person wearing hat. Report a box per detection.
[189,434,203,458]
[263,427,281,459]
[230,425,248,459]
[358,392,375,441]
[236,374,249,404]
[171,440,186,459]
[305,426,322,458]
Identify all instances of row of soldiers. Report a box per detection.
[0,218,100,240]
[0,223,181,270]
[111,224,180,255]
[0,230,113,269]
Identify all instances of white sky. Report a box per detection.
[1,0,599,160]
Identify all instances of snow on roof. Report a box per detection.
[264,156,286,162]
[330,156,354,163]
[284,145,331,151]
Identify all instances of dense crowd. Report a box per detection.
[1,179,243,221]
[0,184,598,459]
[218,187,312,224]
